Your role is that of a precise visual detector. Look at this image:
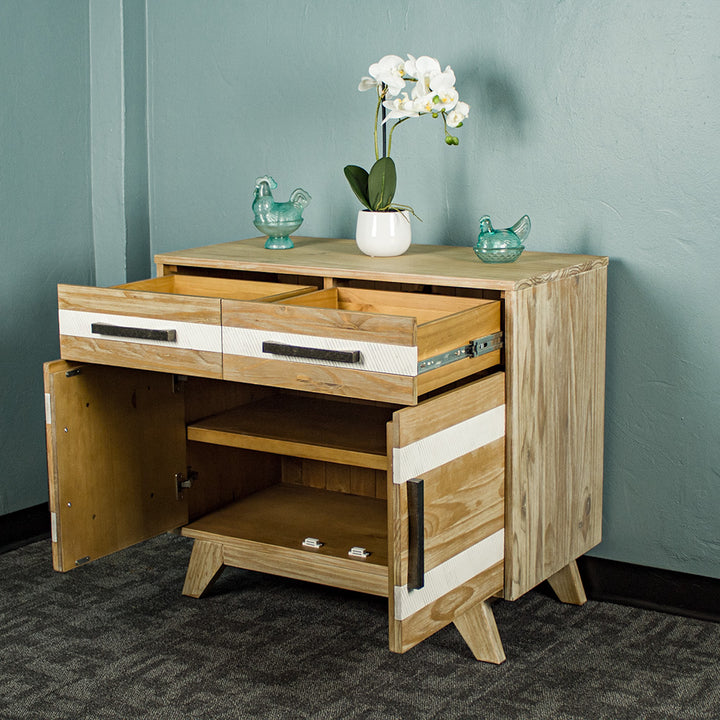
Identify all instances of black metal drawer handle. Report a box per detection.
[407,478,425,590]
[91,322,177,343]
[262,341,361,364]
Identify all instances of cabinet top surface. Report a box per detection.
[155,237,608,291]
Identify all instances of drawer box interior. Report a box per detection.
[115,274,317,302]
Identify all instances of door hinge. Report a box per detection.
[417,331,503,374]
[175,469,198,498]
[173,375,188,393]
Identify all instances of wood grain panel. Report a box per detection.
[185,442,280,522]
[416,301,500,360]
[394,372,505,447]
[222,355,417,405]
[388,373,505,652]
[281,459,386,500]
[155,237,609,293]
[406,441,504,573]
[389,561,503,654]
[44,363,187,571]
[186,394,390,470]
[58,283,222,324]
[218,538,388,597]
[416,351,502,396]
[59,336,223,378]
[222,298,417,346]
[504,265,606,599]
[116,275,316,301]
[182,484,388,570]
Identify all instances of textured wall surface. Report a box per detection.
[2,1,718,579]
[145,0,720,577]
[0,1,94,515]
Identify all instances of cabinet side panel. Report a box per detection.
[505,267,607,599]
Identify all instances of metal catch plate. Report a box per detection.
[348,546,370,559]
[417,331,503,374]
[302,537,324,549]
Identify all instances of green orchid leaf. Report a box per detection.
[368,157,396,211]
[343,165,372,210]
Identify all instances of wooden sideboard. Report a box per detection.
[44,236,607,662]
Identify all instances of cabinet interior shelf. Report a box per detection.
[187,394,392,470]
[182,483,389,596]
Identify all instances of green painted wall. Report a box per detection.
[145,0,720,578]
[2,1,718,581]
[0,1,94,515]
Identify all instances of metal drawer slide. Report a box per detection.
[417,331,503,374]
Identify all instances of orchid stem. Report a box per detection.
[374,93,381,161]
[387,117,408,156]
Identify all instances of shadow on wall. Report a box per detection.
[482,68,530,143]
[441,61,531,246]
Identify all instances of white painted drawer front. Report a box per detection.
[59,309,222,353]
[223,326,418,375]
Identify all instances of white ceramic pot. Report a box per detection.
[355,210,412,257]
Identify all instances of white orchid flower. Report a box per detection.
[366,54,407,96]
[382,92,420,122]
[446,101,470,128]
[430,66,457,95]
[350,52,469,183]
[358,76,378,92]
[409,55,443,97]
[433,87,460,112]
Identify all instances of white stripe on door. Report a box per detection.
[394,529,504,620]
[392,404,505,484]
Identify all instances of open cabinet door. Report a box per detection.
[388,372,506,655]
[44,360,188,571]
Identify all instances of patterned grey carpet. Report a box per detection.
[1,534,718,720]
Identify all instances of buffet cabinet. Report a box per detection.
[44,237,608,662]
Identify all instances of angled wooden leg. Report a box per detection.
[182,540,225,598]
[547,560,587,605]
[453,600,506,664]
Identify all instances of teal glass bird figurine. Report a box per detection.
[474,215,531,263]
[252,176,311,249]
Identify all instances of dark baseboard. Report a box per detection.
[0,503,51,555]
[578,555,720,623]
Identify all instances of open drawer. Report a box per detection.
[222,286,502,404]
[58,275,316,378]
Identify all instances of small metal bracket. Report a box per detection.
[175,469,197,498]
[75,556,90,566]
[302,537,324,549]
[348,546,370,559]
[65,367,82,378]
[173,375,188,393]
[417,331,503,374]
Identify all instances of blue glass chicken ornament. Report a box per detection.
[474,215,531,263]
[252,176,312,249]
